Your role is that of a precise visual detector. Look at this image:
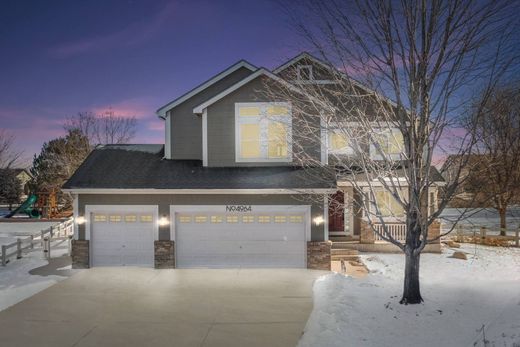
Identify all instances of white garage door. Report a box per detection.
[90,208,155,267]
[174,207,308,268]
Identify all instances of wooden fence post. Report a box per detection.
[30,234,34,249]
[480,226,487,242]
[16,238,22,259]
[1,245,6,266]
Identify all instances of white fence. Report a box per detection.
[452,224,520,247]
[374,223,407,241]
[1,218,74,266]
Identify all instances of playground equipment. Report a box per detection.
[3,194,40,218]
[2,187,65,219]
[35,187,59,219]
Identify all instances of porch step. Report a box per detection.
[331,248,359,255]
[329,236,360,242]
[331,242,361,250]
[331,255,360,261]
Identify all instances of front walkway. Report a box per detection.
[0,267,326,347]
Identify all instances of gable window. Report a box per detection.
[235,102,292,162]
[297,65,314,81]
[370,128,404,160]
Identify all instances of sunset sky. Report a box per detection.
[0,0,304,165]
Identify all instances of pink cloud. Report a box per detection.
[48,2,177,58]
[147,120,164,132]
[90,96,159,120]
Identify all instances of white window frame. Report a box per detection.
[297,65,314,81]
[235,102,293,163]
[370,128,404,160]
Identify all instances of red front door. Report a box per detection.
[328,191,345,232]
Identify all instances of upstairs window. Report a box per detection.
[235,102,292,162]
[370,128,404,160]
[297,65,314,80]
[328,129,354,155]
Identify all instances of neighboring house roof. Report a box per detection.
[156,60,257,118]
[192,68,323,114]
[62,145,335,191]
[1,168,33,179]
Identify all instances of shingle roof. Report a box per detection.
[62,145,335,190]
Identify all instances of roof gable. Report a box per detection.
[156,60,257,118]
[192,68,310,114]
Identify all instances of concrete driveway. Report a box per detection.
[0,268,327,347]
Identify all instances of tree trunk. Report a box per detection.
[400,249,423,304]
[499,207,507,236]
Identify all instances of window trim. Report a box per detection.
[297,65,314,81]
[235,102,293,163]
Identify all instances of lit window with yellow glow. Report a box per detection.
[328,130,352,154]
[178,215,191,223]
[226,215,239,223]
[258,216,271,223]
[140,215,153,222]
[93,214,107,222]
[236,102,291,161]
[210,215,223,223]
[109,215,122,222]
[124,215,137,222]
[194,215,207,223]
[274,216,287,223]
[372,129,404,158]
[289,215,303,223]
[242,215,255,223]
[374,190,404,217]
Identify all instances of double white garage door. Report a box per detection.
[88,205,309,268]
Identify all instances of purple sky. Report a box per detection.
[0,0,305,165]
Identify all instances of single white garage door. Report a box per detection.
[174,207,308,268]
[89,208,156,267]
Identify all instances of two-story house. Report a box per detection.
[63,52,444,270]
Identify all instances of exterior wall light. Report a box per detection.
[158,216,170,227]
[76,216,86,225]
[313,216,324,226]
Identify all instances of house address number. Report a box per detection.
[225,205,252,212]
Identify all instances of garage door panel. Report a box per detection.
[91,208,155,267]
[175,209,307,268]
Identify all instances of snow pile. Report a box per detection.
[0,241,75,311]
[299,245,520,347]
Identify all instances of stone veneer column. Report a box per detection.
[307,241,331,270]
[71,240,90,269]
[360,220,375,244]
[427,221,441,242]
[154,240,175,269]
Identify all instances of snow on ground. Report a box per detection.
[299,245,520,347]
[0,239,77,312]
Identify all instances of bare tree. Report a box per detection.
[464,84,520,235]
[64,108,137,146]
[0,129,22,169]
[272,0,519,304]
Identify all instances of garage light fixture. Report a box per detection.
[158,216,170,226]
[313,216,324,226]
[75,216,86,225]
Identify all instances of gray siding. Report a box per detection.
[168,67,254,159]
[77,193,326,241]
[206,76,321,167]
